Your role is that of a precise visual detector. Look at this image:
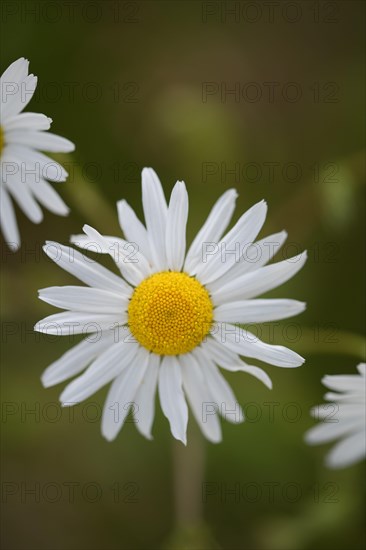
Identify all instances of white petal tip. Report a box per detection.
[290,351,306,367]
[321,375,332,386]
[54,206,70,217]
[324,456,343,470]
[6,242,20,252]
[60,400,76,408]
[174,434,187,446]
[357,363,366,375]
[32,214,44,225]
[69,234,82,244]
[141,167,155,179]
[258,199,267,209]
[303,430,317,445]
[43,240,60,251]
[102,430,117,442]
[40,374,51,388]
[41,373,60,389]
[59,139,75,153]
[82,224,100,239]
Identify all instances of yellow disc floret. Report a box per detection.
[0,126,4,156]
[128,271,213,356]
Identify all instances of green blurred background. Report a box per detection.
[1,1,365,549]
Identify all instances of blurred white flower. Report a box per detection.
[305,363,366,468]
[0,58,74,250]
[36,168,306,444]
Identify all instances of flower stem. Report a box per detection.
[53,153,119,233]
[173,422,205,527]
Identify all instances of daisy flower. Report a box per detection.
[35,168,307,444]
[0,57,74,250]
[305,363,366,469]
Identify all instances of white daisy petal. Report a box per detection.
[158,355,188,444]
[213,323,305,368]
[201,338,272,389]
[134,353,160,440]
[322,374,363,392]
[71,232,151,276]
[43,242,131,296]
[8,144,68,182]
[101,346,150,441]
[195,200,268,285]
[324,391,365,403]
[82,224,151,286]
[3,171,43,223]
[1,73,37,121]
[305,364,365,469]
[4,113,52,132]
[210,251,308,305]
[310,403,358,420]
[141,167,168,270]
[60,340,139,405]
[35,311,125,335]
[0,58,29,88]
[214,299,306,324]
[0,185,20,250]
[208,230,288,292]
[357,363,366,376]
[70,233,120,254]
[166,181,189,271]
[240,230,288,272]
[193,347,244,424]
[117,199,152,265]
[184,189,238,274]
[326,430,366,469]
[27,177,69,216]
[305,415,365,445]
[41,332,115,388]
[5,129,75,152]
[38,286,128,314]
[180,352,222,443]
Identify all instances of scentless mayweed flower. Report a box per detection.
[305,363,366,469]
[35,168,307,444]
[0,58,74,250]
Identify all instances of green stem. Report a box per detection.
[173,423,205,528]
[53,153,119,234]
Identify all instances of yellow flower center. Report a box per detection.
[128,271,213,356]
[0,126,4,156]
